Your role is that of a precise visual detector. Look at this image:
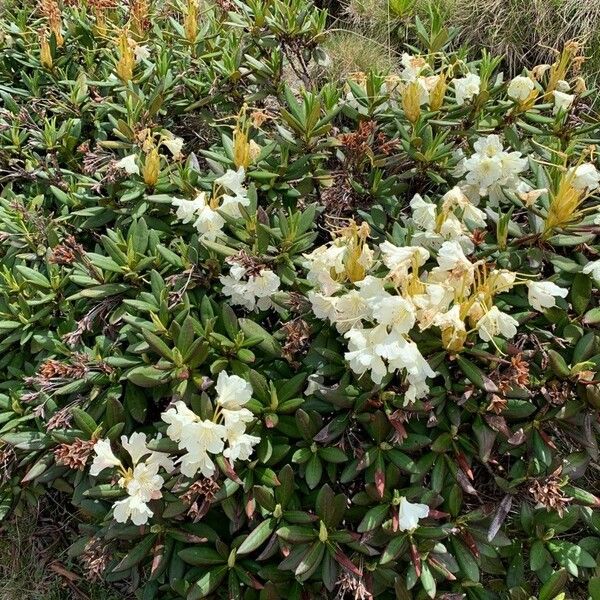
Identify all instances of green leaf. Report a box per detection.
[187,566,228,599]
[239,319,281,357]
[357,504,389,533]
[126,365,169,387]
[237,518,276,554]
[71,408,98,437]
[113,534,157,572]
[451,537,480,582]
[539,568,569,600]
[457,355,498,392]
[15,265,51,288]
[276,526,316,543]
[178,547,224,566]
[571,273,592,314]
[305,454,322,489]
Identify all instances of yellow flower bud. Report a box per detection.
[116,30,135,83]
[233,127,250,169]
[184,0,198,43]
[574,77,587,94]
[40,32,53,70]
[429,73,447,111]
[143,147,160,187]
[402,81,421,125]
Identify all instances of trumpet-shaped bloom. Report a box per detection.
[113,494,155,526]
[527,281,568,312]
[476,306,518,342]
[116,154,139,175]
[397,497,429,531]
[507,76,534,102]
[568,163,600,192]
[90,439,122,476]
[215,371,253,410]
[453,73,480,105]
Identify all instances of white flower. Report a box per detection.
[476,306,518,342]
[162,401,198,442]
[356,276,388,303]
[247,269,281,311]
[90,439,122,476]
[379,241,429,276]
[568,163,600,192]
[335,290,370,333]
[385,336,436,401]
[172,193,206,224]
[461,135,527,197]
[121,462,164,503]
[116,154,140,175]
[473,135,504,158]
[344,325,389,384]
[400,53,428,81]
[223,421,260,461]
[194,204,225,241]
[465,156,503,190]
[120,432,151,466]
[409,194,437,231]
[90,434,173,526]
[134,44,150,62]
[220,266,280,311]
[304,244,346,295]
[308,291,338,321]
[215,167,246,197]
[180,449,216,479]
[162,136,184,159]
[412,283,454,329]
[113,494,154,526]
[435,240,472,272]
[441,187,487,228]
[397,497,429,531]
[215,371,253,410]
[527,281,568,312]
[453,73,480,105]
[553,90,575,114]
[507,76,534,102]
[181,420,226,458]
[219,193,251,218]
[372,295,416,334]
[500,151,528,178]
[583,259,600,282]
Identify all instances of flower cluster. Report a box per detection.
[90,433,174,526]
[89,373,258,525]
[162,372,259,478]
[172,167,250,240]
[455,134,528,201]
[306,201,568,397]
[220,257,281,311]
[408,186,486,252]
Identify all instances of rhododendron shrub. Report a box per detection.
[0,1,600,598]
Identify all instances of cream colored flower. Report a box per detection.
[527,281,568,312]
[568,163,600,192]
[552,90,575,114]
[476,306,518,342]
[453,73,480,105]
[397,497,429,531]
[116,154,140,175]
[507,76,534,102]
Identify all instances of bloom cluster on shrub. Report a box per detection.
[1,1,600,599]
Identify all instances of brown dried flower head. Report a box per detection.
[54,438,96,470]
